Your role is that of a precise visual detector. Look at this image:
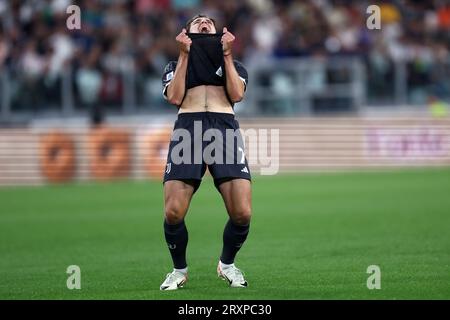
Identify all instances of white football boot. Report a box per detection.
[160,270,188,291]
[217,262,248,288]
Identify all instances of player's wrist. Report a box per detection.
[223,45,232,56]
[179,50,189,59]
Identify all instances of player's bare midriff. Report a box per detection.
[178,85,234,114]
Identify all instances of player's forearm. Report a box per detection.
[224,54,245,103]
[166,52,189,106]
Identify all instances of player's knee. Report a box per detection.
[230,206,252,225]
[164,205,185,225]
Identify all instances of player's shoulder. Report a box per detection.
[233,59,248,82]
[233,60,248,76]
[163,61,177,73]
[233,59,246,69]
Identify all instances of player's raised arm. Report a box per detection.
[221,27,245,103]
[165,29,191,106]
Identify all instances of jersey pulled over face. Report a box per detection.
[186,33,226,89]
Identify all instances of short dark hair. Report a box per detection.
[185,14,216,32]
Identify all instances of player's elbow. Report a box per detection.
[166,85,183,106]
[168,96,182,106]
[229,92,244,103]
[167,92,182,106]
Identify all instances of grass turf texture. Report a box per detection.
[0,168,449,300]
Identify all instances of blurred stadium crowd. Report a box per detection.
[0,0,449,113]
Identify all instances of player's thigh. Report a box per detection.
[218,178,252,224]
[163,180,196,222]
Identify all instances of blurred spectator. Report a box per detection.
[0,29,9,67]
[75,46,102,107]
[437,4,450,29]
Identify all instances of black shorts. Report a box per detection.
[163,112,251,192]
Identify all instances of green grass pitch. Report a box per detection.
[1,168,449,299]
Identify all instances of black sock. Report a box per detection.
[220,219,250,264]
[164,220,188,269]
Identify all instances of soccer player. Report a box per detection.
[159,14,252,290]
